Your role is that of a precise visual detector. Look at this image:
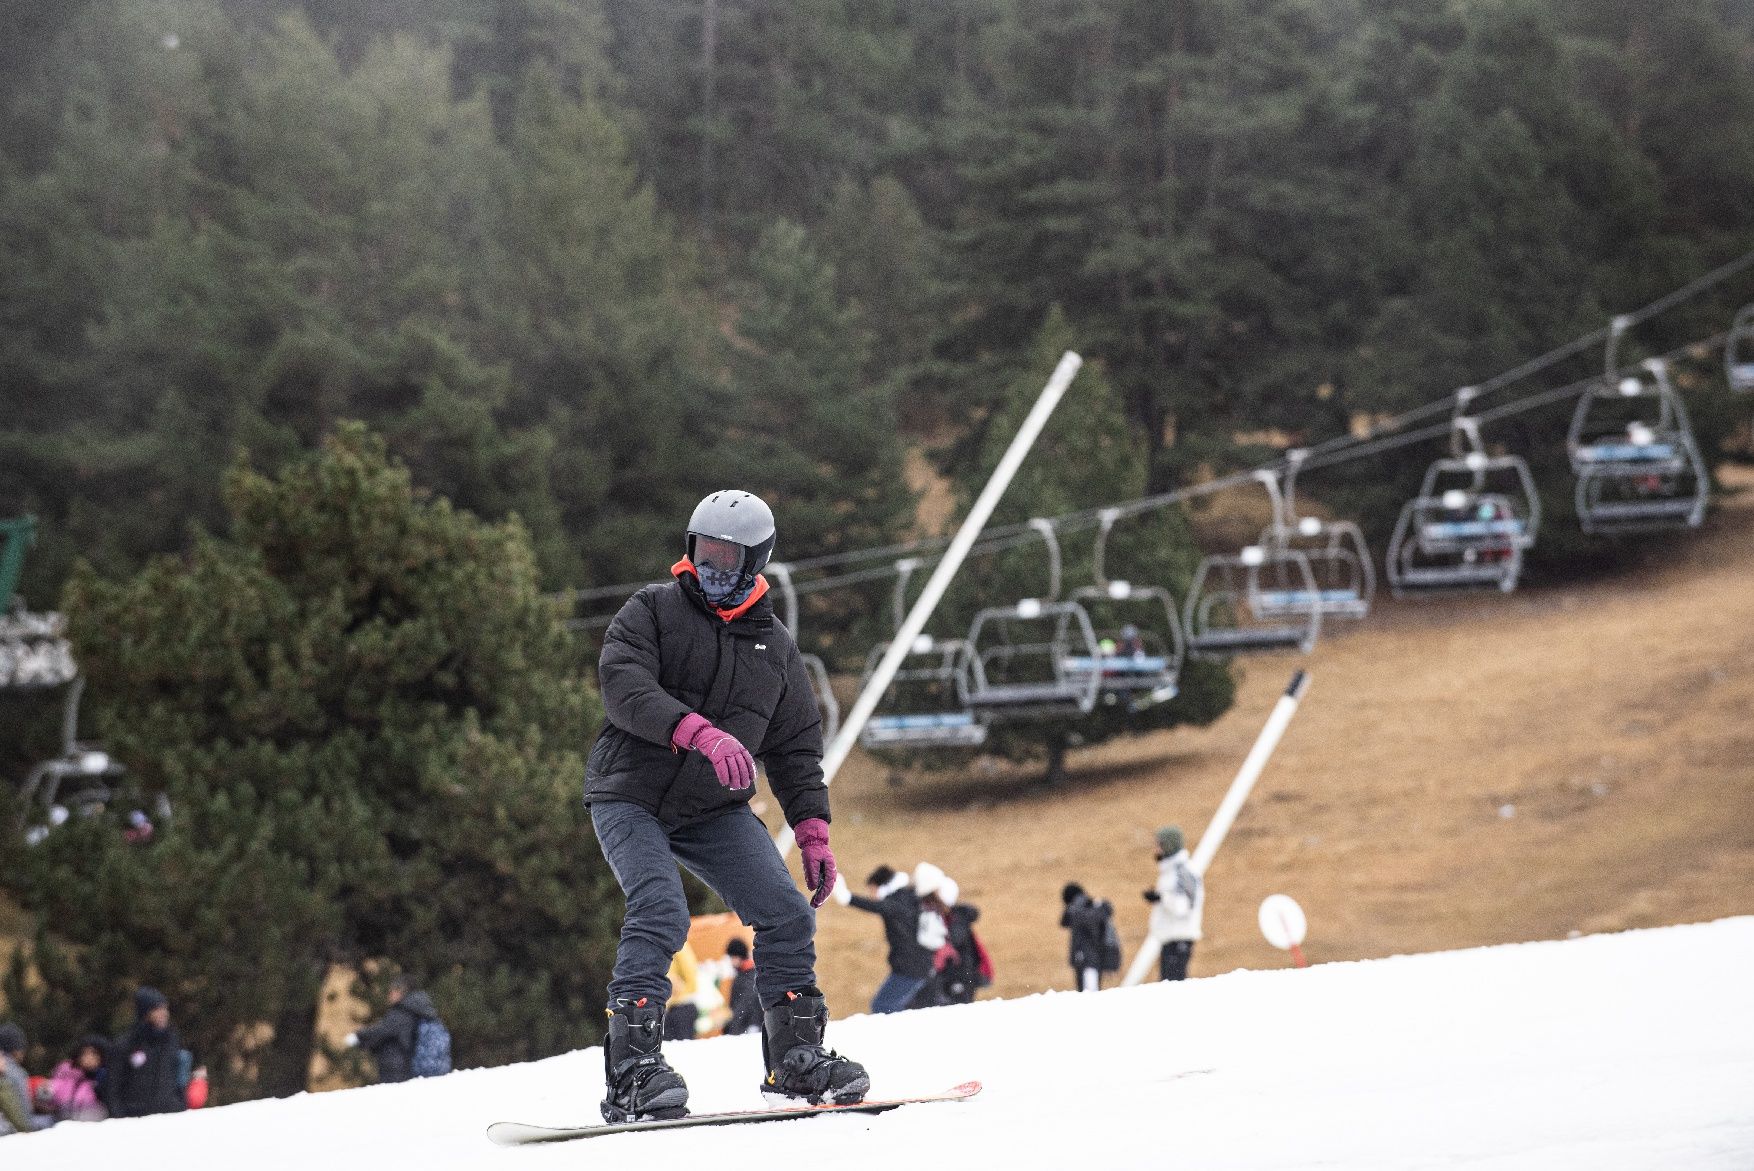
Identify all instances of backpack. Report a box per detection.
[1099,904,1122,972]
[411,1018,452,1078]
[971,929,995,988]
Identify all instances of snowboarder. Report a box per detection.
[836,863,933,1012]
[586,490,867,1123]
[344,975,448,1083]
[1060,884,1120,991]
[1142,825,1203,981]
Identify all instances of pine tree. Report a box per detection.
[0,425,618,1101]
[730,220,911,564]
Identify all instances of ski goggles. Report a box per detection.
[692,536,747,575]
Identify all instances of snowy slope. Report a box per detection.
[8,918,1753,1170]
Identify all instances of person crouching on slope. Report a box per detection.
[585,490,868,1124]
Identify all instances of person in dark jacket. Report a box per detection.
[836,864,932,1012]
[1061,884,1119,992]
[923,876,986,1007]
[585,491,867,1124]
[345,976,442,1084]
[723,938,763,1037]
[106,987,187,1119]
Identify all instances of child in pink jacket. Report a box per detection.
[47,1038,109,1122]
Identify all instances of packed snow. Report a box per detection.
[8,917,1753,1169]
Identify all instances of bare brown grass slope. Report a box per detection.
[801,466,1754,1012]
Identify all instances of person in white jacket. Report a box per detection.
[1142,825,1203,981]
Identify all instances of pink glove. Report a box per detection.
[671,713,755,790]
[793,818,837,909]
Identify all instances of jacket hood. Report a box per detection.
[875,872,911,899]
[397,990,440,1020]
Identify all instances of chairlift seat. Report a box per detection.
[861,711,988,749]
[1419,518,1527,543]
[1254,588,1363,609]
[1392,563,1518,592]
[1578,498,1704,525]
[1574,442,1681,466]
[1060,654,1171,676]
[963,680,1098,716]
[1187,627,1313,653]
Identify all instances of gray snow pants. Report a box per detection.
[591,800,817,1009]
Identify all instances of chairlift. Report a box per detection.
[1184,473,1322,656]
[1387,396,1539,596]
[1567,317,1708,534]
[767,563,841,747]
[1727,305,1754,394]
[963,520,1104,718]
[1065,508,1186,711]
[1253,449,1375,621]
[856,559,987,750]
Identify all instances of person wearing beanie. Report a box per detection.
[722,938,763,1037]
[1061,883,1121,991]
[1142,824,1204,981]
[844,864,932,1013]
[584,492,867,1121]
[106,987,187,1118]
[0,1021,53,1135]
[908,875,990,1008]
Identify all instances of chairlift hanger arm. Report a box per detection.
[767,561,800,633]
[1028,518,1062,603]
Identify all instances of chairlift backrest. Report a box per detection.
[1728,305,1754,393]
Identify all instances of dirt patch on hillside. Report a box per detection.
[802,467,1754,1012]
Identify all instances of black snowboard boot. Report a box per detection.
[760,987,870,1107]
[601,997,689,1123]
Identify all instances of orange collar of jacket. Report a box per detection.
[672,558,770,623]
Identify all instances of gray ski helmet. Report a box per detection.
[685,490,776,578]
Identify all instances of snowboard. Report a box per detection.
[485,1080,982,1146]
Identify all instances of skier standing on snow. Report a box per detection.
[586,491,868,1123]
[1142,825,1203,981]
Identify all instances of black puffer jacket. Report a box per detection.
[355,990,441,1084]
[1062,894,1116,971]
[585,571,828,829]
[106,1022,185,1118]
[847,888,933,979]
